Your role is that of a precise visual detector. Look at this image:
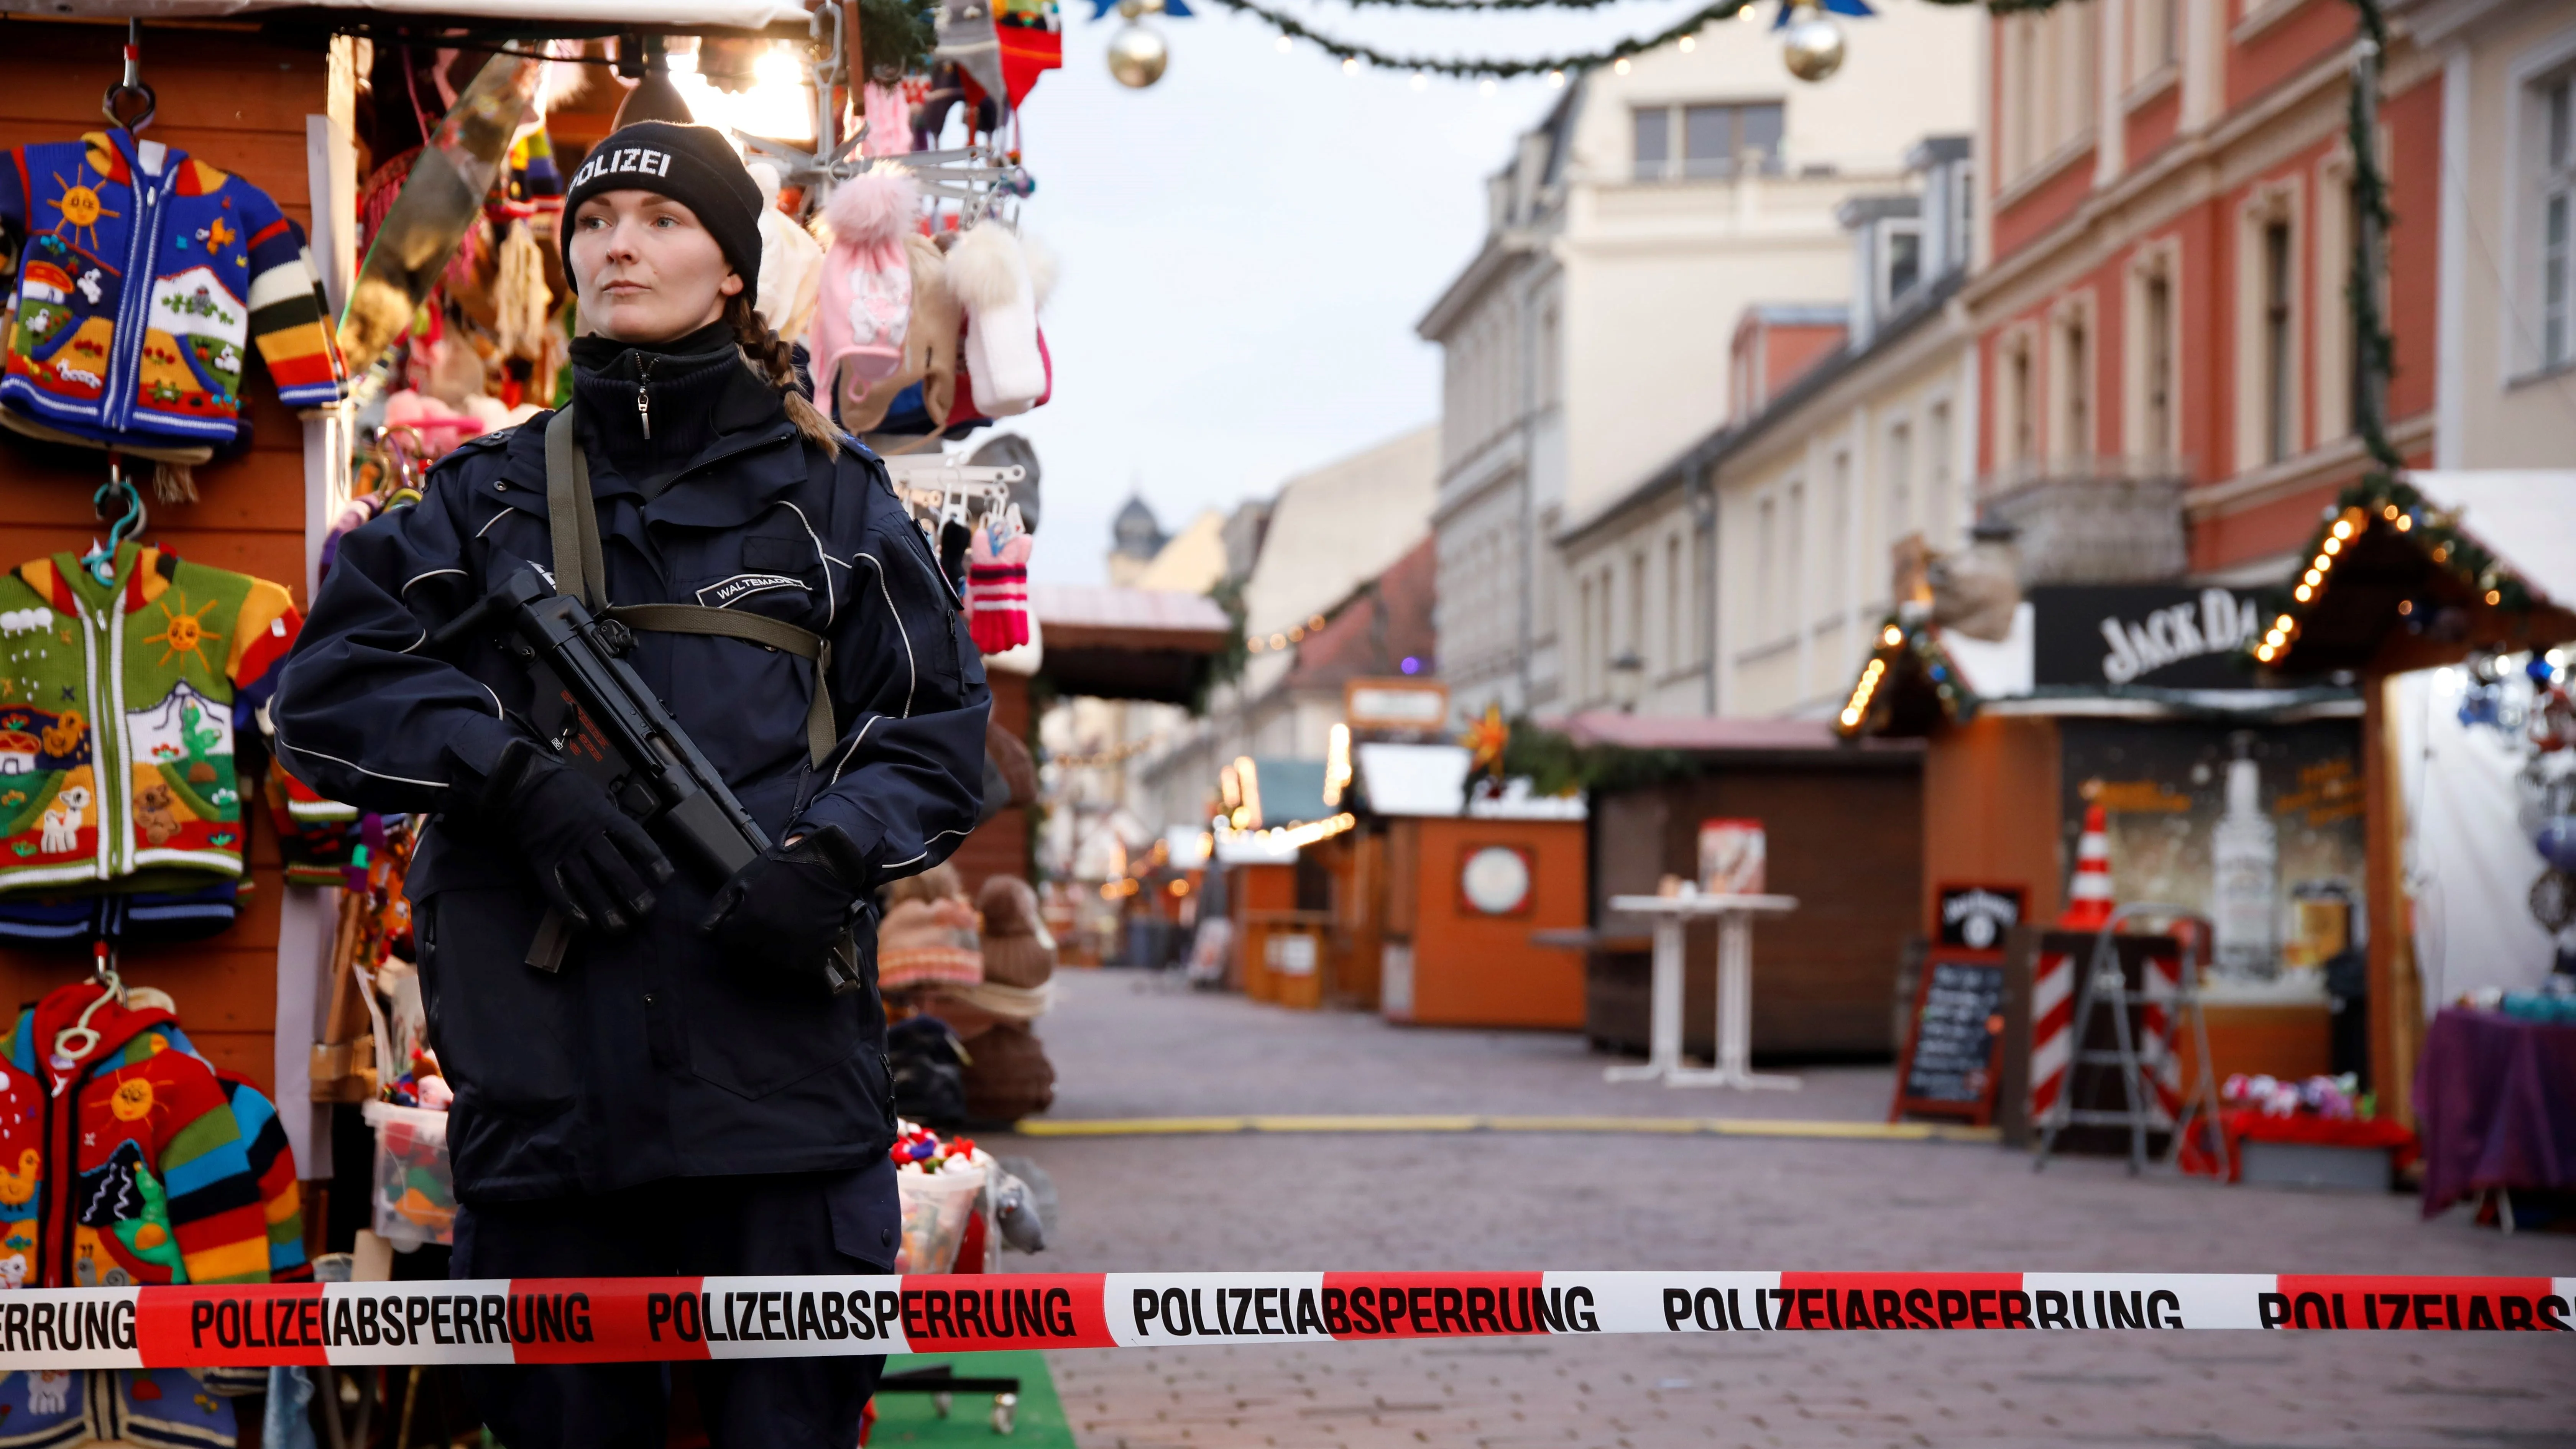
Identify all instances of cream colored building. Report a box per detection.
[2404,0,2576,470]
[1420,1,1983,723]
[1128,427,1439,833]
[1557,139,1981,718]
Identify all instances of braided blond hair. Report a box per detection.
[725,294,841,458]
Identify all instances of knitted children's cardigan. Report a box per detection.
[0,130,345,453]
[0,983,304,1447]
[0,542,305,905]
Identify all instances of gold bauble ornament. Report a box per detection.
[1780,5,1846,83]
[1108,21,1170,87]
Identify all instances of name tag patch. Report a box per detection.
[697,573,810,608]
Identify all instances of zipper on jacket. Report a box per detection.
[105,581,131,877]
[637,354,657,440]
[105,142,170,435]
[79,603,110,882]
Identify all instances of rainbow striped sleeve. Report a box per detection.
[156,1069,270,1286]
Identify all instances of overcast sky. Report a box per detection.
[1000,2,1725,586]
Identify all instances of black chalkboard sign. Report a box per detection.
[1889,953,2009,1125]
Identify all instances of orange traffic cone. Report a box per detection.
[2060,803,2116,930]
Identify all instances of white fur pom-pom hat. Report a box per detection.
[947,222,1055,416]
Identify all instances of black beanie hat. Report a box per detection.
[562,122,765,307]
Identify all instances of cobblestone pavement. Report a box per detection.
[995,971,2576,1449]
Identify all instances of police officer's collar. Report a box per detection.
[567,319,738,379]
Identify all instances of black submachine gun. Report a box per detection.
[430,564,864,992]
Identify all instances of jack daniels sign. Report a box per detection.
[2027,585,2267,692]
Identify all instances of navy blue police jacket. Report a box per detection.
[273,374,989,1204]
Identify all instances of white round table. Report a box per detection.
[1603,892,1800,1089]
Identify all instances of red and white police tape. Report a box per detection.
[1,1272,2568,1370]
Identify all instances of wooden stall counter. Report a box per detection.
[2179,1000,2334,1088]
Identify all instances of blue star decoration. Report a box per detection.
[1773,0,1873,23]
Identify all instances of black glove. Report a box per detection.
[700,825,871,976]
[481,739,673,933]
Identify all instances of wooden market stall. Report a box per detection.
[1567,713,1924,1060]
[1835,578,2448,1124]
[2246,473,2576,1127]
[1352,742,1588,1030]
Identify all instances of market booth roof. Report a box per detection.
[1030,585,1233,706]
[30,0,812,30]
[1556,710,1922,758]
[2257,470,2576,677]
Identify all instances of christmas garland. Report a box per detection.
[1193,0,1757,77]
[2247,0,2538,671]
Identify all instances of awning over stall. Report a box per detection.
[2257,470,2576,676]
[1030,585,1234,706]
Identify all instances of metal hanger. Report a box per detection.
[80,460,147,586]
[882,456,1024,544]
[102,19,156,133]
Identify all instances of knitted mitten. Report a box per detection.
[965,522,1033,655]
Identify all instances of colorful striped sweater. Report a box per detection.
[0,130,345,454]
[0,987,299,1447]
[0,982,290,1291]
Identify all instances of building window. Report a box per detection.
[1756,496,1778,639]
[2263,217,2295,463]
[2055,306,2093,463]
[1632,102,1785,181]
[2542,72,2574,368]
[1886,420,1914,542]
[1883,223,1924,309]
[1926,402,1954,545]
[1828,453,1852,613]
[2001,3,2102,184]
[1785,482,1807,637]
[2143,269,2174,459]
[1632,108,1670,182]
[1577,577,1595,698]
[1628,551,1647,667]
[1537,303,1561,407]
[1663,534,1684,674]
[2130,0,2177,87]
[2004,336,2036,465]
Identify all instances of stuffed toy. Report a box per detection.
[812,163,919,411]
[946,223,1055,416]
[843,232,961,435]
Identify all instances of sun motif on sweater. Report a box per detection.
[143,591,223,673]
[45,162,121,257]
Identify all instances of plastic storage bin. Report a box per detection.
[362,1100,457,1250]
[894,1162,987,1273]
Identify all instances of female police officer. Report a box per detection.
[274,122,989,1448]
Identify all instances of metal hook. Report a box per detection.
[102,19,156,133]
[82,462,147,585]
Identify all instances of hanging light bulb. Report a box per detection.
[1109,0,1171,88]
[1780,2,1847,82]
